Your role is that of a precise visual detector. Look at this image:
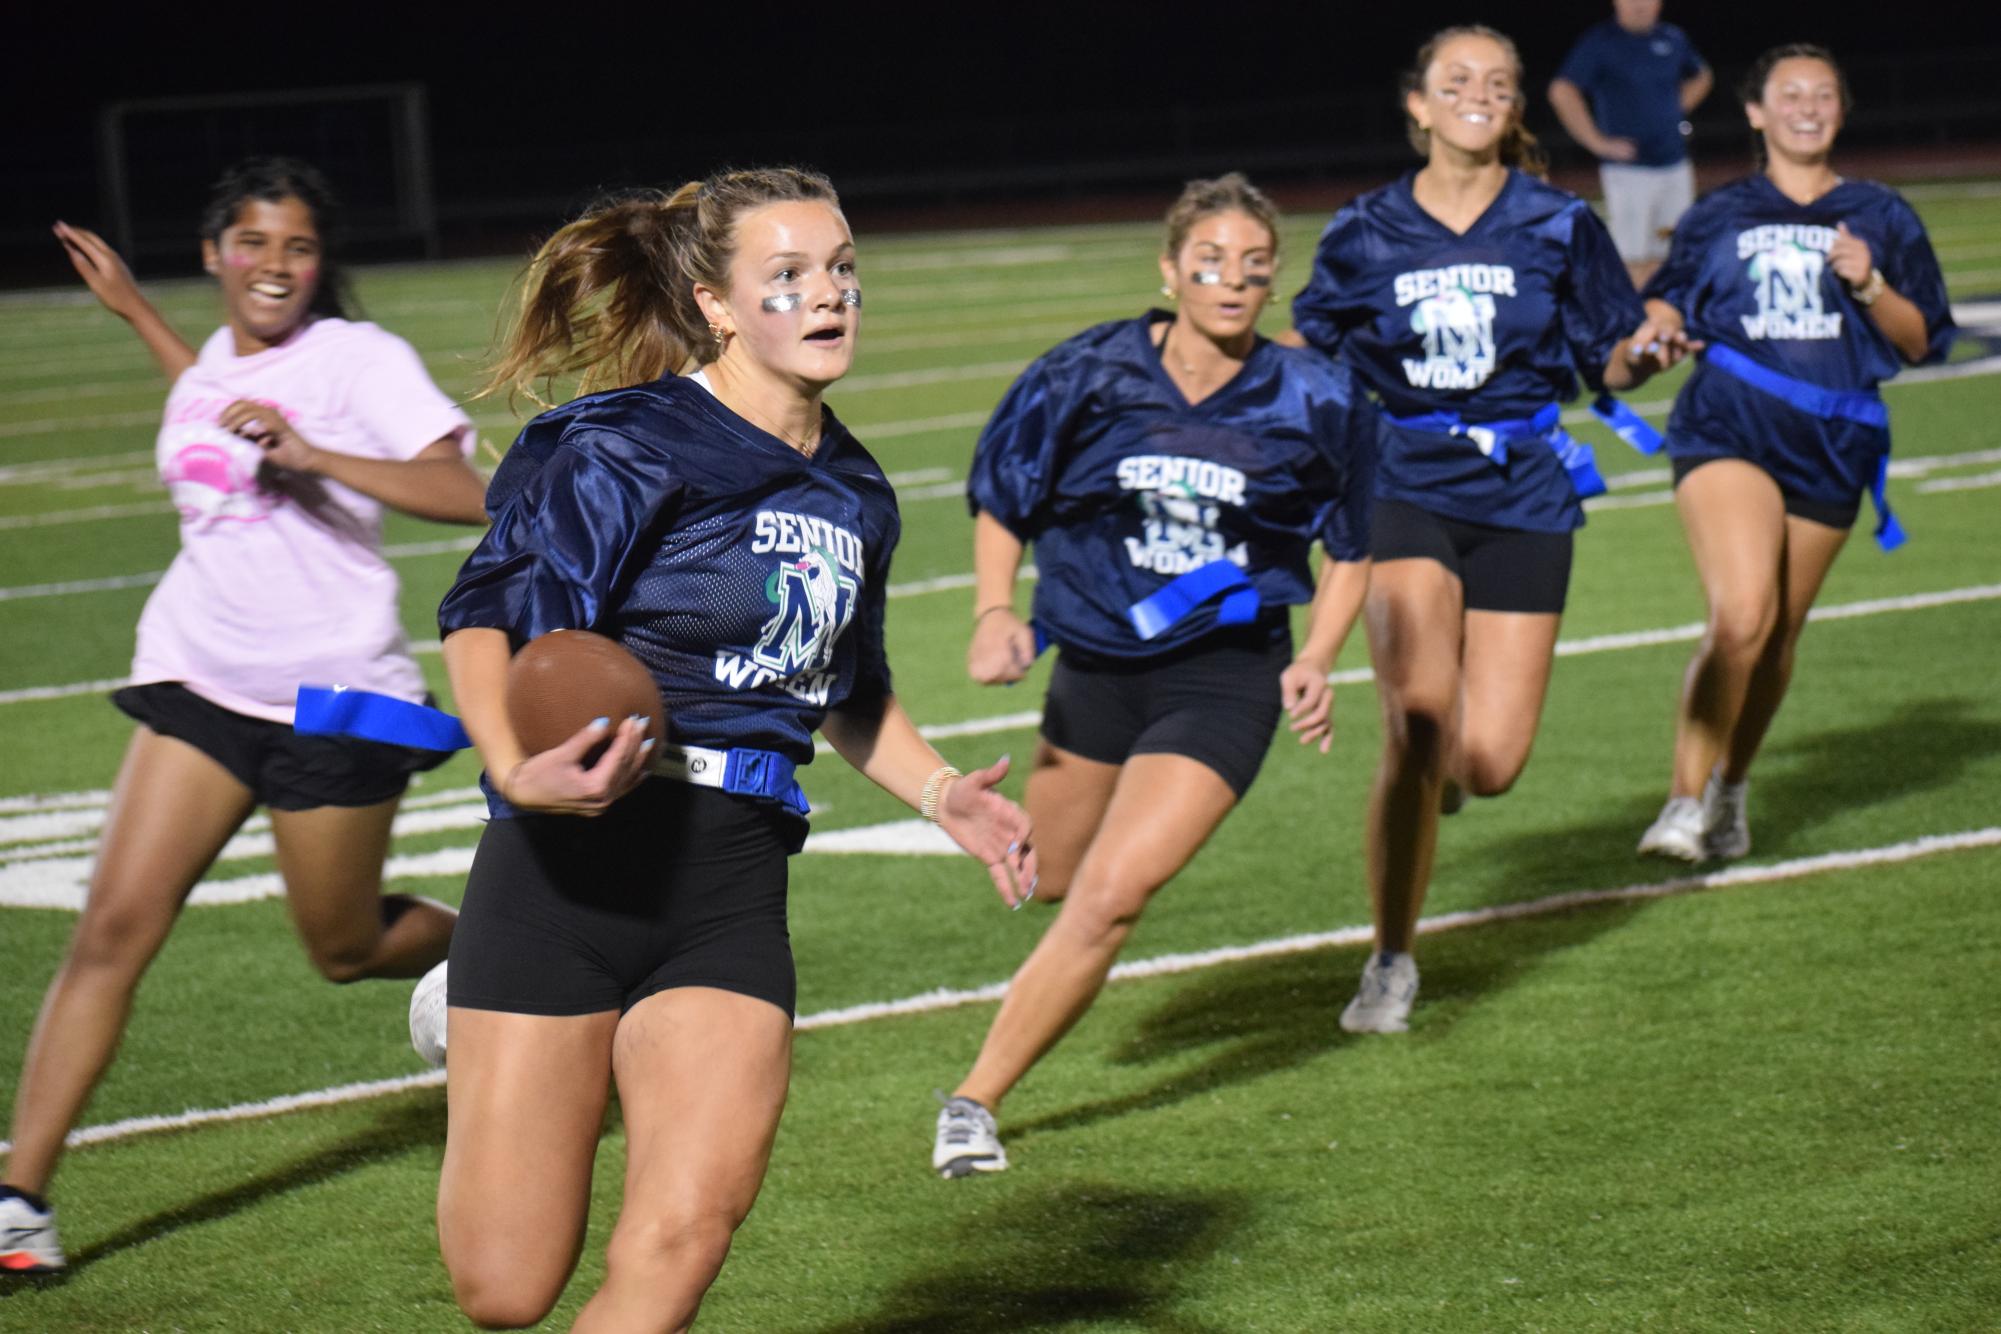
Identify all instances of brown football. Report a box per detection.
[505,629,667,759]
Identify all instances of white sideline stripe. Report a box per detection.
[0,677,128,706]
[10,430,2000,607]
[10,824,1996,1154]
[0,502,166,530]
[1917,469,2001,494]
[0,451,153,485]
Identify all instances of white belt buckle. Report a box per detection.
[649,743,729,789]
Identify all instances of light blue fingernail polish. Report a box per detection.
[592,716,611,729]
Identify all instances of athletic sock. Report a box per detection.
[0,1184,51,1214]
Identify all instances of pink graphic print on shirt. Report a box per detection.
[159,398,297,528]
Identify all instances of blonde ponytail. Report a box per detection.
[482,167,841,407]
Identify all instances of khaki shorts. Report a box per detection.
[1600,160,1695,264]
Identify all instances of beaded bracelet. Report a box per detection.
[920,764,963,824]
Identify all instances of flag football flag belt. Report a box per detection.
[1127,558,1260,641]
[1386,402,1609,499]
[1701,345,1904,551]
[293,685,472,751]
[650,742,810,816]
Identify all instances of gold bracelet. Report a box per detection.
[920,764,962,824]
[973,605,1014,624]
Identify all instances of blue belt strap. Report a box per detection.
[1702,345,1903,550]
[1703,344,1891,428]
[720,747,810,816]
[1387,402,1606,499]
[1127,559,1259,641]
[1591,394,1665,454]
[294,685,471,751]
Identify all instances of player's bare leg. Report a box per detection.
[1454,609,1562,799]
[1720,513,1849,782]
[573,987,791,1334]
[1362,558,1466,958]
[1665,460,1789,799]
[1016,739,1122,904]
[952,753,1237,1114]
[438,1007,618,1328]
[3,727,254,1195]
[270,800,455,982]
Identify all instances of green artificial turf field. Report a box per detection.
[1,181,1998,1331]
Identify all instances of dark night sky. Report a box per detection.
[5,2,1993,270]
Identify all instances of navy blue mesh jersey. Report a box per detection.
[1644,175,1954,502]
[1292,170,1645,533]
[967,312,1378,660]
[440,375,899,776]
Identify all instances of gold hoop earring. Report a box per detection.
[1160,283,1177,302]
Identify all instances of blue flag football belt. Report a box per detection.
[1386,402,1614,499]
[294,685,471,751]
[1126,558,1260,641]
[1700,345,1905,552]
[649,742,810,816]
[294,685,810,815]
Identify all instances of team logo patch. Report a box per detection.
[715,509,868,706]
[1737,226,1845,341]
[1394,264,1515,390]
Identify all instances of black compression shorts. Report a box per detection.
[1040,618,1291,798]
[1369,498,1574,614]
[448,780,797,1019]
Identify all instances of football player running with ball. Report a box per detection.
[421,167,1034,1332]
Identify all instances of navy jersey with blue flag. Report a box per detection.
[1645,175,1953,504]
[1292,170,1644,533]
[967,312,1378,660]
[440,375,899,800]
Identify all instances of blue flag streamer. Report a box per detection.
[294,686,471,751]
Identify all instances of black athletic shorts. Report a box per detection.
[112,682,447,811]
[448,779,797,1018]
[1041,616,1291,798]
[1370,498,1574,614]
[1670,455,1860,530]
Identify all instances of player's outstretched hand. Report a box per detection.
[499,715,652,816]
[1622,316,1703,380]
[936,754,1038,908]
[1280,658,1335,754]
[53,222,149,322]
[967,608,1038,686]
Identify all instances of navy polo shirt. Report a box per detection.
[1555,20,1706,167]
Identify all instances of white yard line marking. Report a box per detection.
[1917,469,2001,494]
[8,824,1994,1154]
[4,581,1994,889]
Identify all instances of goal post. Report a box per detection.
[96,82,439,269]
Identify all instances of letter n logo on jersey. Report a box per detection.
[752,547,858,676]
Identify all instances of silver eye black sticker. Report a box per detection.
[761,294,804,313]
[1190,270,1223,285]
[840,288,862,308]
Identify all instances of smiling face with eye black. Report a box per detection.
[1160,210,1276,345]
[1408,33,1522,161]
[1747,56,1846,166]
[705,200,860,390]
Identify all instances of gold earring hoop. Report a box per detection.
[1160,283,1176,302]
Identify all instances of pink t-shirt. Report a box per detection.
[132,318,473,723]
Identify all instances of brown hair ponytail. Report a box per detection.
[482,166,841,406]
[1400,24,1549,180]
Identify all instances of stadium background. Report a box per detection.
[2,2,1998,1329]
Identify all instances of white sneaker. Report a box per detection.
[1340,951,1419,1034]
[409,961,449,1069]
[1638,796,1706,862]
[933,1096,1007,1179]
[0,1191,65,1273]
[1702,774,1750,861]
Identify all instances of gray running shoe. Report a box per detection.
[933,1096,1007,1178]
[1340,950,1420,1034]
